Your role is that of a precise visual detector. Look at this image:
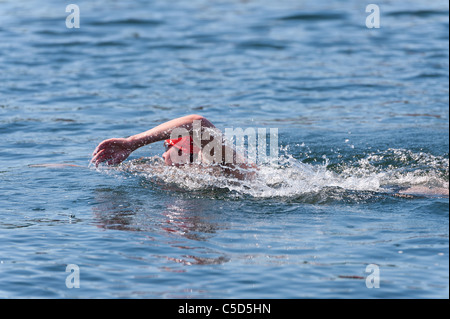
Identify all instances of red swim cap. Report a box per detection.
[164,136,201,154]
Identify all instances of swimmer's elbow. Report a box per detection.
[188,114,205,122]
[187,114,215,128]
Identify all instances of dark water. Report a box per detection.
[0,0,448,298]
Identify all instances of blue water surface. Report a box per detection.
[0,0,448,298]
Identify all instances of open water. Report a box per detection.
[0,0,448,298]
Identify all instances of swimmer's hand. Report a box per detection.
[91,138,134,166]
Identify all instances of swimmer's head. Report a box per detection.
[162,136,199,166]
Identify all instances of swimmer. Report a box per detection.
[91,114,256,179]
[89,114,448,197]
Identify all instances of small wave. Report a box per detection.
[96,41,127,47]
[386,10,449,17]
[277,12,347,21]
[106,148,449,202]
[89,18,164,27]
[235,40,287,51]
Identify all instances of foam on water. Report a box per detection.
[104,148,449,202]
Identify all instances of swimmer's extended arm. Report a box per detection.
[91,114,215,166]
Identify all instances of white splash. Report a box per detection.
[108,148,449,200]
